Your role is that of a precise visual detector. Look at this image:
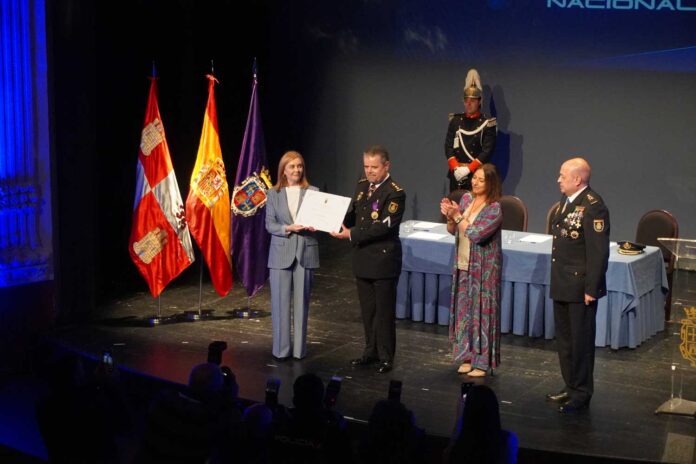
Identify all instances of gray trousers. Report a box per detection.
[270,261,313,359]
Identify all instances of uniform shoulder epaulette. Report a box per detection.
[358,178,368,184]
[486,117,497,127]
[586,192,599,205]
[390,181,403,192]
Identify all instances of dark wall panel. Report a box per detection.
[264,1,696,240]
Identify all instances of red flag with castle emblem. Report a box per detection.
[185,75,233,296]
[129,77,195,297]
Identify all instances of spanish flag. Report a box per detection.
[185,75,233,296]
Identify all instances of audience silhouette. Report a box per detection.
[35,349,133,463]
[445,384,518,464]
[33,347,522,464]
[359,398,426,464]
[134,362,243,463]
[270,372,351,464]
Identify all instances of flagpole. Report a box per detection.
[198,259,204,314]
[145,63,164,327]
[232,57,270,318]
[132,63,195,327]
[183,69,231,321]
[184,249,215,321]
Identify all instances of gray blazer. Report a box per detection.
[265,186,320,270]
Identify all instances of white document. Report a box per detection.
[294,190,352,233]
[407,231,449,241]
[412,221,441,230]
[518,234,553,243]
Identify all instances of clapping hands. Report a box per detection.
[440,198,459,220]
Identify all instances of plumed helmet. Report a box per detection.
[463,68,482,99]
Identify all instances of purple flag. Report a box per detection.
[231,72,271,297]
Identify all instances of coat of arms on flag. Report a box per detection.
[190,158,228,208]
[231,168,272,217]
[129,77,195,297]
[185,74,233,297]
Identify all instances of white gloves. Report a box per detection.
[454,166,470,181]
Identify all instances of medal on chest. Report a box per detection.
[371,200,379,220]
[563,206,585,229]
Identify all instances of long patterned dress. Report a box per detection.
[449,192,503,370]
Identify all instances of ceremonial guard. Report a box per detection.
[444,69,497,192]
[547,158,610,413]
[332,145,405,374]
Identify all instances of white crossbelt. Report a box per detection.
[455,119,490,162]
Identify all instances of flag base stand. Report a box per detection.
[230,308,262,319]
[228,295,269,319]
[144,314,179,327]
[655,398,696,417]
[655,362,696,417]
[142,296,179,327]
[183,309,216,322]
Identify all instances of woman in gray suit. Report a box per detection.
[265,151,320,360]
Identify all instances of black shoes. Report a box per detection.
[376,361,393,374]
[546,390,590,413]
[545,391,570,403]
[350,356,379,366]
[558,400,589,414]
[350,356,393,373]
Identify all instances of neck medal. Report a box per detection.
[371,200,379,220]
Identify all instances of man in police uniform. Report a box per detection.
[444,69,497,192]
[332,145,406,374]
[547,157,610,413]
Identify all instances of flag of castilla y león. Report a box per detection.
[129,77,195,297]
[185,75,233,296]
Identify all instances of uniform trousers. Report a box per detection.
[553,300,597,404]
[356,277,397,363]
[270,261,313,359]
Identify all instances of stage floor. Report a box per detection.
[51,239,695,463]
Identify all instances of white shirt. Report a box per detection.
[370,174,391,191]
[285,186,301,222]
[567,185,588,204]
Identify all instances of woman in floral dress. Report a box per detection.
[440,164,503,377]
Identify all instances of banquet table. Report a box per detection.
[396,220,668,349]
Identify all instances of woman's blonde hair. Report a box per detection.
[274,150,309,191]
